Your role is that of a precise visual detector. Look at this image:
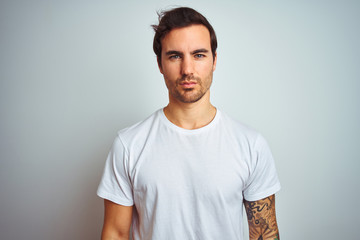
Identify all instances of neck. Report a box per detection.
[164,92,217,130]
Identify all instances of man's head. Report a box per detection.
[152,7,218,104]
[152,7,217,65]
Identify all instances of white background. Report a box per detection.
[1,0,359,239]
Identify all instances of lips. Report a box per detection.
[180,81,197,88]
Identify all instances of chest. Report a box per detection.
[131,133,250,204]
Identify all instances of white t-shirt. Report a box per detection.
[97,109,280,240]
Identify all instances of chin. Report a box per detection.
[178,93,205,103]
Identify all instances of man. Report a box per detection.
[97,7,281,240]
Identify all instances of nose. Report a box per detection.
[180,55,194,76]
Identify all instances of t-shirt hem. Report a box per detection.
[97,190,134,206]
[244,183,281,202]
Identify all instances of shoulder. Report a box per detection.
[116,109,162,148]
[218,110,263,146]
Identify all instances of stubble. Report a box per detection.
[170,72,213,103]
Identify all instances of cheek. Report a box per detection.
[199,60,215,72]
[162,69,177,87]
[163,65,179,79]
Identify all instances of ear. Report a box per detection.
[212,52,217,72]
[157,57,163,74]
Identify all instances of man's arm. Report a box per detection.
[243,194,280,240]
[101,199,133,240]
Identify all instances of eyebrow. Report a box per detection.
[191,48,209,55]
[165,50,183,56]
[165,48,210,56]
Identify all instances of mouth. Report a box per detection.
[180,81,197,88]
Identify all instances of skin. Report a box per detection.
[101,200,133,240]
[158,24,217,130]
[244,194,280,240]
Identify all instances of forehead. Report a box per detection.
[161,24,211,52]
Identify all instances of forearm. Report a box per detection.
[249,230,279,240]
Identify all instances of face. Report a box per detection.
[158,24,217,104]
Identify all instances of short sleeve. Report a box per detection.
[97,135,134,206]
[243,134,281,201]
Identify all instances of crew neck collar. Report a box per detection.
[159,107,221,134]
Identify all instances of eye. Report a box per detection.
[195,54,205,58]
[169,55,181,60]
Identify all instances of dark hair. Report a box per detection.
[152,7,217,63]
